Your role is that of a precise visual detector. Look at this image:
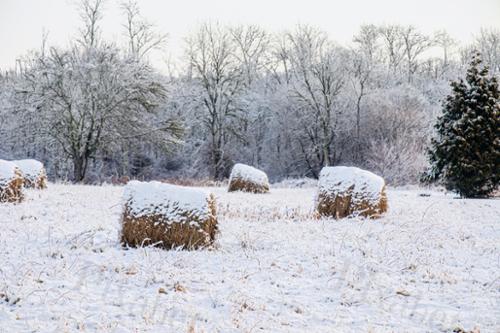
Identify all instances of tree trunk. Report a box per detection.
[73,157,85,183]
[356,95,362,161]
[213,149,222,180]
[323,144,330,167]
[212,133,224,181]
[73,156,87,183]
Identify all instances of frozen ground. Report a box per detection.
[0,184,499,332]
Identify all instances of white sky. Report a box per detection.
[1,0,500,71]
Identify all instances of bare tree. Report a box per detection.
[350,25,381,160]
[229,25,271,166]
[379,25,406,74]
[267,34,294,85]
[364,86,430,184]
[230,25,269,86]
[473,28,500,75]
[17,45,180,181]
[3,14,498,184]
[353,24,381,64]
[14,0,180,182]
[121,0,168,60]
[434,30,456,69]
[401,26,433,82]
[285,25,345,176]
[187,22,244,179]
[78,0,104,48]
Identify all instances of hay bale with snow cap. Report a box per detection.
[0,160,24,203]
[316,166,387,219]
[228,163,269,193]
[121,181,218,250]
[13,159,48,189]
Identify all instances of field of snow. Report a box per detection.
[0,183,499,332]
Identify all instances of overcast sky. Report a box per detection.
[1,0,499,71]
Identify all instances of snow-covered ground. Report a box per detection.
[0,184,499,332]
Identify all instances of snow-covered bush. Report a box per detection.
[121,181,218,250]
[0,160,24,203]
[365,139,428,186]
[316,166,387,218]
[228,163,269,193]
[361,86,432,185]
[13,159,48,189]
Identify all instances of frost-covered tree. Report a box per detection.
[379,25,406,75]
[186,23,246,180]
[284,25,346,177]
[426,53,500,197]
[230,25,269,87]
[349,24,382,160]
[473,28,500,76]
[230,25,271,167]
[434,30,456,74]
[0,74,14,157]
[1,16,499,184]
[364,86,431,184]
[121,0,167,60]
[16,45,180,182]
[401,26,433,82]
[13,0,181,182]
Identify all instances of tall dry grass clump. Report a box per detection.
[0,160,24,203]
[228,163,269,193]
[316,166,387,219]
[13,159,48,189]
[120,181,218,250]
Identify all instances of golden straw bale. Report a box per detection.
[0,160,24,203]
[228,163,269,193]
[13,159,48,189]
[121,181,218,250]
[316,166,387,219]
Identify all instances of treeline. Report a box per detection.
[0,0,499,184]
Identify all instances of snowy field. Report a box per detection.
[0,184,499,332]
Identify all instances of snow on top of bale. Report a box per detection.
[0,160,20,186]
[13,159,44,176]
[123,181,211,221]
[229,163,268,185]
[318,166,385,203]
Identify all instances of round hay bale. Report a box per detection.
[121,181,218,250]
[228,163,269,193]
[0,160,24,203]
[316,166,387,219]
[13,159,48,189]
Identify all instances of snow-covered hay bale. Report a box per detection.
[13,159,47,189]
[0,160,24,203]
[316,166,387,219]
[228,163,269,193]
[121,181,218,250]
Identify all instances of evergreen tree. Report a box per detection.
[426,52,500,197]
